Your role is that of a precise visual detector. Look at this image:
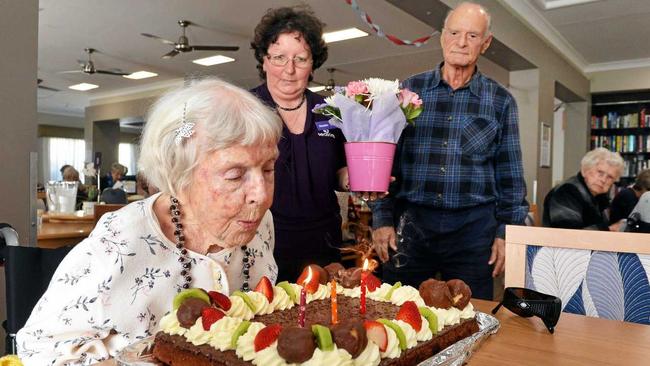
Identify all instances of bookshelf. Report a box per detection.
[591,90,650,183]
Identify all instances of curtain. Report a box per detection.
[119,143,138,175]
[42,137,86,183]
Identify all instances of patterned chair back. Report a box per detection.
[505,225,650,324]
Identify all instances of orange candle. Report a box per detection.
[331,279,338,324]
[360,258,369,315]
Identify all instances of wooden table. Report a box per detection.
[37,221,94,248]
[470,299,650,365]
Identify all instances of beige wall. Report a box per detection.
[0,0,38,353]
[588,66,650,93]
[85,97,156,173]
[0,0,38,241]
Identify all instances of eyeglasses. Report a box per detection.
[266,54,312,68]
[442,28,486,44]
[492,287,562,334]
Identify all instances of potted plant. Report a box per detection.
[313,78,422,191]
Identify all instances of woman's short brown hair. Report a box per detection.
[251,6,328,82]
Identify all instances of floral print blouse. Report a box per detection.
[16,193,277,365]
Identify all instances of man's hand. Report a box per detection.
[609,219,625,232]
[488,237,505,277]
[337,167,349,191]
[372,226,397,263]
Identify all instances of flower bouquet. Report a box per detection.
[313,78,423,191]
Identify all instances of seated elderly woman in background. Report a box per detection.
[543,147,625,231]
[62,165,88,209]
[17,78,282,365]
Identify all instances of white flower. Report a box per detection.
[364,78,399,98]
[81,162,97,177]
[324,95,338,108]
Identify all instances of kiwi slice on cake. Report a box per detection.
[377,318,407,351]
[311,324,334,351]
[418,307,438,334]
[172,288,210,310]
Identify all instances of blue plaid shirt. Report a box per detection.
[371,64,528,238]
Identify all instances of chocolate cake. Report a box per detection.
[152,265,480,365]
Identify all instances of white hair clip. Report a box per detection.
[174,103,195,145]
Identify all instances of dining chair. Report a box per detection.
[93,203,126,225]
[1,223,73,354]
[505,225,650,324]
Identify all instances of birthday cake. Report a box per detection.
[152,264,479,365]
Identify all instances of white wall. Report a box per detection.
[588,66,650,93]
[552,104,565,186]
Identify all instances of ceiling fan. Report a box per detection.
[60,48,130,76]
[37,78,59,92]
[141,20,239,59]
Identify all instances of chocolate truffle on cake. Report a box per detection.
[419,279,453,309]
[277,326,317,363]
[330,320,368,358]
[447,279,472,309]
[323,262,345,281]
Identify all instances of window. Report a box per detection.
[42,137,86,182]
[119,143,138,176]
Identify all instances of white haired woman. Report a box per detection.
[543,147,625,230]
[17,78,282,365]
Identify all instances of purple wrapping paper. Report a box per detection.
[329,92,408,143]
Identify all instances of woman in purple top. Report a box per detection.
[250,6,348,282]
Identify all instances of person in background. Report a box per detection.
[108,162,128,189]
[250,6,348,282]
[543,147,625,231]
[17,77,281,365]
[369,2,528,300]
[610,169,650,223]
[59,164,72,180]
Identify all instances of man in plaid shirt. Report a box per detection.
[370,2,528,300]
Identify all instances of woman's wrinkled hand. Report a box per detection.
[372,226,397,263]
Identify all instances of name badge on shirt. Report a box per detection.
[315,120,336,131]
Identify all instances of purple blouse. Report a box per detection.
[251,84,346,231]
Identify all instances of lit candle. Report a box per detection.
[298,266,312,327]
[331,279,338,324]
[360,258,369,315]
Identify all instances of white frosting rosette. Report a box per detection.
[207,316,243,351]
[185,318,212,346]
[341,286,361,298]
[352,341,381,366]
[252,342,295,366]
[460,302,476,319]
[416,316,433,342]
[380,324,401,359]
[235,322,266,361]
[394,319,418,349]
[226,295,255,320]
[367,283,393,302]
[270,286,294,310]
[390,286,425,307]
[302,346,353,366]
[306,284,330,302]
[247,291,274,315]
[159,310,187,336]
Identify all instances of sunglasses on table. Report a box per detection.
[492,287,562,334]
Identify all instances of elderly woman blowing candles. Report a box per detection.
[17,78,282,365]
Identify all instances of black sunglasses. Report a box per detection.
[492,287,562,334]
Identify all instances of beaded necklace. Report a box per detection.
[169,196,251,291]
[275,93,306,111]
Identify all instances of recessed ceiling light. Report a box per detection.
[123,71,158,80]
[192,55,235,66]
[68,83,98,91]
[308,85,326,92]
[323,28,368,43]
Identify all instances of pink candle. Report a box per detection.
[298,266,312,327]
[360,259,369,315]
[331,279,338,324]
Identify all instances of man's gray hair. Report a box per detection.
[443,2,492,37]
[580,147,625,177]
[138,77,282,196]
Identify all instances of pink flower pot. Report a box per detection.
[345,142,396,192]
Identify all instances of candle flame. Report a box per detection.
[304,266,313,284]
[363,258,369,271]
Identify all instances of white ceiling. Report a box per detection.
[37,0,650,118]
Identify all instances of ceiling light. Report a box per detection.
[535,0,602,10]
[323,28,368,43]
[192,55,235,66]
[123,71,158,80]
[308,86,326,92]
[68,83,98,91]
